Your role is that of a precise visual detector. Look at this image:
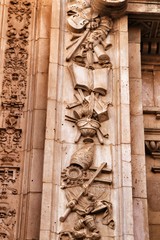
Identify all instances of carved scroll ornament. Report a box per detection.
[2,0,31,110]
[0,202,16,240]
[0,0,32,238]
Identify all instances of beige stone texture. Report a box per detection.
[133,198,150,240]
[2,0,160,239]
[129,27,149,240]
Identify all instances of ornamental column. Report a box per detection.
[40,1,134,240]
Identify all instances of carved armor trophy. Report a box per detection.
[59,0,127,239]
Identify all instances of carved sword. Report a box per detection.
[60,161,107,222]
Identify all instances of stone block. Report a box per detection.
[121,104,131,144]
[119,16,128,32]
[121,143,131,162]
[25,193,42,239]
[122,187,134,235]
[34,72,48,110]
[32,109,46,149]
[129,27,140,43]
[50,28,60,64]
[149,224,160,240]
[40,230,50,240]
[123,235,134,240]
[112,145,122,189]
[131,155,147,198]
[43,139,54,183]
[30,149,44,192]
[120,31,129,67]
[40,183,53,230]
[51,0,61,29]
[38,5,51,39]
[48,63,58,100]
[133,198,149,240]
[142,70,154,107]
[95,144,112,167]
[122,161,132,187]
[130,115,145,155]
[129,43,141,79]
[45,99,56,140]
[36,38,50,73]
[120,66,130,105]
[130,78,143,116]
[154,70,160,107]
[22,151,31,194]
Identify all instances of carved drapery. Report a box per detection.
[0,1,32,239]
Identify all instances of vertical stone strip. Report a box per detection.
[129,27,149,240]
[0,0,32,239]
[0,0,49,239]
[39,0,62,239]
[113,16,134,240]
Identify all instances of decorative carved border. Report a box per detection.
[0,0,32,238]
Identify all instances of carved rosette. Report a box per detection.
[0,0,32,238]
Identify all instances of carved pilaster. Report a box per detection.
[0,0,32,239]
[59,1,128,239]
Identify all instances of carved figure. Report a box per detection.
[60,144,114,239]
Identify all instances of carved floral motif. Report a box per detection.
[0,167,20,199]
[0,0,32,238]
[2,0,31,109]
[0,202,16,240]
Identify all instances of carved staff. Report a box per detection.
[66,28,90,62]
[60,162,107,222]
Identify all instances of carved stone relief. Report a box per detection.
[0,0,32,238]
[2,0,31,110]
[59,1,128,239]
[0,202,16,240]
[60,143,114,239]
[0,167,20,199]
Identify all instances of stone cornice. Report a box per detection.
[127,1,160,14]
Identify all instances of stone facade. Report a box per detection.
[0,0,160,240]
